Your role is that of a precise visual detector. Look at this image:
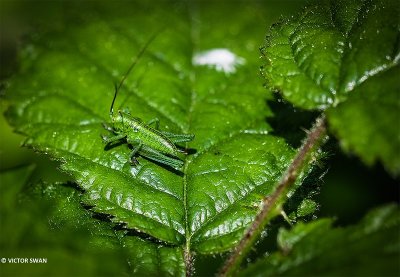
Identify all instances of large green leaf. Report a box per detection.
[0,167,184,276]
[327,65,400,175]
[261,0,400,174]
[4,0,311,260]
[240,204,400,276]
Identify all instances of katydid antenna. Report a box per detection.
[109,31,161,116]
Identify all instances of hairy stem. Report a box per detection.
[184,247,193,277]
[219,115,327,277]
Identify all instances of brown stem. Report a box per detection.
[219,115,327,277]
[185,247,193,277]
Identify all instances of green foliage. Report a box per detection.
[0,166,185,276]
[262,0,400,175]
[327,65,400,175]
[4,0,305,269]
[240,204,400,276]
[0,166,120,276]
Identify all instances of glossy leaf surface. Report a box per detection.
[0,166,184,276]
[261,0,400,174]
[5,1,300,256]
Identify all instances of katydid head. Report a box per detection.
[112,110,131,133]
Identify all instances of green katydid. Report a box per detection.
[101,34,194,170]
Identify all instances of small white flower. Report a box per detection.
[193,48,245,73]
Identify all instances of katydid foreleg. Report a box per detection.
[130,142,143,165]
[102,133,126,146]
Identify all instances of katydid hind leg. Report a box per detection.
[160,131,195,143]
[139,146,184,169]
